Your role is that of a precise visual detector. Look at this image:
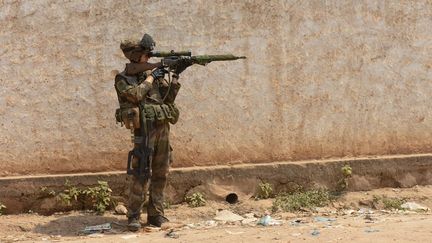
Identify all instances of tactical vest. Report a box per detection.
[114,71,180,126]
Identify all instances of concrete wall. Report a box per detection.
[1,0,432,176]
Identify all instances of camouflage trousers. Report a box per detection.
[127,120,171,219]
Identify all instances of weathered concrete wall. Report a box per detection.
[2,155,432,214]
[1,0,432,176]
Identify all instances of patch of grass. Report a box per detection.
[0,202,6,215]
[185,192,206,207]
[255,182,273,199]
[372,195,381,204]
[272,188,332,212]
[375,196,405,210]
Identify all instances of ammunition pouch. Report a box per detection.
[115,107,141,129]
[142,103,180,124]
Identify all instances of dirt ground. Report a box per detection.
[1,186,432,243]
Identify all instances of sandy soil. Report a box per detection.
[1,186,432,243]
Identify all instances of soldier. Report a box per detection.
[114,34,187,231]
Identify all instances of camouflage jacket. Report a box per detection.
[114,70,181,108]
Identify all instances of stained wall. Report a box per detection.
[1,0,432,176]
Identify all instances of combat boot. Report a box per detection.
[147,215,169,227]
[127,217,141,232]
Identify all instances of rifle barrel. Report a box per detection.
[191,54,246,65]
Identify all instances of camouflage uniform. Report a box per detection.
[114,37,181,229]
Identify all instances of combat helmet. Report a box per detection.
[140,33,155,52]
[120,33,155,62]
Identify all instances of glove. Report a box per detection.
[151,68,167,79]
[174,58,192,75]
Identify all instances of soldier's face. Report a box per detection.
[139,53,149,63]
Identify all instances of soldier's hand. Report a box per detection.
[151,68,167,79]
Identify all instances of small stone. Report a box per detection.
[144,226,161,232]
[88,233,104,238]
[242,217,257,226]
[204,220,217,227]
[343,209,355,215]
[115,204,128,215]
[165,229,179,239]
[243,213,255,218]
[18,225,31,232]
[311,229,320,236]
[401,202,429,212]
[121,234,138,240]
[214,210,244,222]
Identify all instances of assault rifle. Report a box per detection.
[125,50,246,75]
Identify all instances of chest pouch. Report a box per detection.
[119,107,140,129]
[167,103,180,124]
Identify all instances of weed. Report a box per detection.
[379,196,405,210]
[372,195,380,204]
[57,192,73,206]
[341,164,352,177]
[163,201,172,209]
[255,182,273,199]
[272,188,332,212]
[0,203,6,215]
[56,180,82,206]
[82,181,113,214]
[336,164,352,192]
[185,192,206,207]
[40,186,56,197]
[371,195,405,210]
[56,180,112,214]
[66,186,81,201]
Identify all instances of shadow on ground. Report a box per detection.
[33,214,127,236]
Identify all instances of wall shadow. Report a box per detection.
[33,214,128,236]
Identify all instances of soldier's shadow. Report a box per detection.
[33,214,128,236]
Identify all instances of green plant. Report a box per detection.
[255,182,273,199]
[185,192,206,207]
[272,188,332,212]
[56,180,83,206]
[0,203,6,215]
[341,164,352,177]
[40,186,56,197]
[57,192,73,205]
[56,180,113,214]
[372,195,380,204]
[163,201,172,209]
[378,196,405,210]
[336,164,353,192]
[82,181,112,214]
